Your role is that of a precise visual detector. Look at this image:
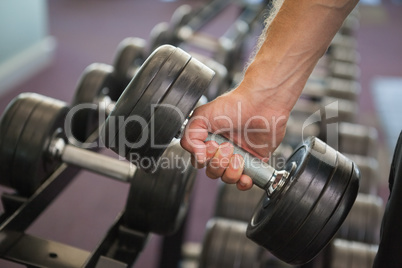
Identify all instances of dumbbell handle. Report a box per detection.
[205,134,289,196]
[50,138,136,183]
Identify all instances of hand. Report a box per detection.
[180,85,290,190]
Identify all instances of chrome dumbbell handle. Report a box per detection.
[205,133,290,196]
[49,137,136,183]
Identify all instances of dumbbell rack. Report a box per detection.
[0,132,145,268]
[0,1,269,267]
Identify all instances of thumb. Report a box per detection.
[180,113,210,165]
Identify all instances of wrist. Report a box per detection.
[236,57,306,114]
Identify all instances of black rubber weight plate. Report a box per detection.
[246,139,323,253]
[0,93,40,189]
[199,218,230,268]
[199,218,263,268]
[246,137,359,265]
[103,45,188,157]
[120,47,190,158]
[123,140,196,235]
[112,37,146,89]
[276,150,354,263]
[290,163,359,264]
[214,183,264,222]
[11,94,68,196]
[149,22,170,52]
[71,63,115,143]
[128,56,215,169]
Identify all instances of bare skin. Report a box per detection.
[181,0,359,190]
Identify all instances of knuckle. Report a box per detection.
[222,171,239,184]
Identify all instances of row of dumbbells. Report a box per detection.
[0,2,367,267]
[0,2,279,266]
[69,0,269,146]
[0,45,361,266]
[286,6,383,268]
[0,29,364,268]
[181,183,381,267]
[185,6,383,268]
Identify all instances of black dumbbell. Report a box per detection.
[343,154,380,194]
[337,193,383,244]
[339,9,360,36]
[213,144,294,222]
[331,32,358,50]
[148,1,231,52]
[312,58,360,81]
[98,45,360,264]
[337,122,378,157]
[150,2,266,79]
[186,51,230,100]
[325,44,360,64]
[0,92,196,235]
[70,61,209,148]
[100,45,214,167]
[214,183,265,222]
[124,138,196,235]
[112,37,147,87]
[307,239,378,268]
[291,96,358,123]
[70,37,146,142]
[204,134,359,264]
[198,218,265,268]
[303,77,361,102]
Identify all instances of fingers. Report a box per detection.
[205,142,234,179]
[180,110,210,166]
[221,154,244,184]
[190,140,219,168]
[203,144,253,190]
[236,175,253,191]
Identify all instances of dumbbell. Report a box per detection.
[331,32,358,50]
[97,45,360,264]
[305,239,378,268]
[325,44,360,64]
[198,218,265,268]
[343,154,380,194]
[212,3,267,76]
[70,64,209,149]
[112,37,147,86]
[284,113,377,158]
[291,95,358,123]
[188,51,230,100]
[213,145,292,222]
[339,9,360,36]
[148,0,231,52]
[337,123,378,157]
[337,193,383,244]
[214,183,265,222]
[123,138,197,235]
[199,218,294,268]
[150,2,266,78]
[304,77,361,102]
[70,37,146,142]
[0,92,197,235]
[312,58,360,81]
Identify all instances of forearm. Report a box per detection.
[238,0,359,112]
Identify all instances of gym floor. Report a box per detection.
[0,0,401,267]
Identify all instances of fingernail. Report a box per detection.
[206,142,218,154]
[239,180,247,187]
[219,143,233,156]
[195,153,206,164]
[231,154,242,169]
